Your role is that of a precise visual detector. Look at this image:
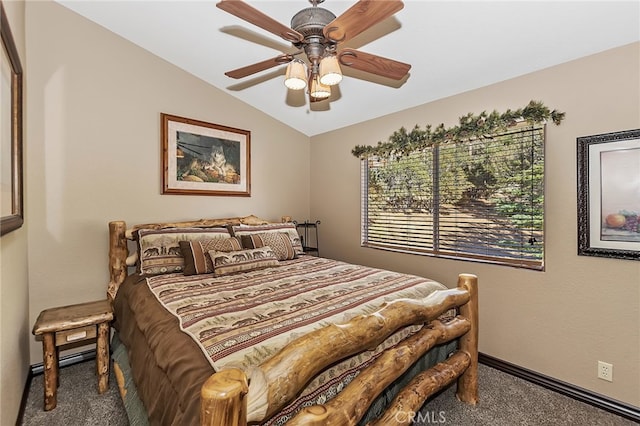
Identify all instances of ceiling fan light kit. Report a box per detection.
[318,55,343,86]
[217,0,411,105]
[310,73,331,99]
[284,59,308,90]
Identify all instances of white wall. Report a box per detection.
[310,43,640,406]
[17,0,640,419]
[25,0,311,364]
[0,1,30,424]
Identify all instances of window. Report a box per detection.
[361,124,545,269]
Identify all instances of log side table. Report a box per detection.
[32,299,113,411]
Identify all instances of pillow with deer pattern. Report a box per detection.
[179,237,242,275]
[239,232,297,261]
[208,247,279,277]
[231,223,303,255]
[135,227,231,275]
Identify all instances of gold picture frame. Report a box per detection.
[1,2,24,236]
[161,113,251,197]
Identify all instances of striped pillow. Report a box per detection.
[179,237,242,275]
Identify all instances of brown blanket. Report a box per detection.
[114,273,212,425]
[114,256,446,425]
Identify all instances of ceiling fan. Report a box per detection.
[216,0,411,103]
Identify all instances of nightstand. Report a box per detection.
[32,299,113,411]
[294,220,321,256]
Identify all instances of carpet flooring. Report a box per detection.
[20,360,636,425]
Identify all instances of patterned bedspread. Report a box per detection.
[146,255,447,424]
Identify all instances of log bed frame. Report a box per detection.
[106,217,479,426]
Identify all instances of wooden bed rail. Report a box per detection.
[107,221,128,302]
[201,274,479,426]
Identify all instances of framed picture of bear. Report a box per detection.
[161,113,251,197]
[577,128,640,260]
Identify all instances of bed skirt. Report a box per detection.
[111,330,457,425]
[112,331,149,426]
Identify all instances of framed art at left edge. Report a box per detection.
[161,113,251,197]
[1,2,24,236]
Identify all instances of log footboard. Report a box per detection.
[201,274,479,426]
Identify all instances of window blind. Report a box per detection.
[361,124,545,269]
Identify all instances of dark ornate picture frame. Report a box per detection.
[577,129,640,260]
[1,2,24,236]
[161,113,251,197]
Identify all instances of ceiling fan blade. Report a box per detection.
[217,0,304,43]
[225,54,293,79]
[323,0,404,44]
[338,48,410,80]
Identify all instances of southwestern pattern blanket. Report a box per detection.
[145,255,448,424]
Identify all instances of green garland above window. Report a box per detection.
[351,100,565,158]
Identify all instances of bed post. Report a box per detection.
[201,368,248,426]
[455,273,479,405]
[107,221,128,303]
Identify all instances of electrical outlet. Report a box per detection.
[598,361,613,382]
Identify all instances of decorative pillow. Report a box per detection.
[179,237,242,275]
[240,232,297,261]
[135,227,231,275]
[231,223,303,255]
[208,247,279,277]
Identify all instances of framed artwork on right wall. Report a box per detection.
[577,128,640,260]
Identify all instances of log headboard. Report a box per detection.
[107,215,271,301]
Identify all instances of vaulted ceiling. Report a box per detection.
[56,1,639,136]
